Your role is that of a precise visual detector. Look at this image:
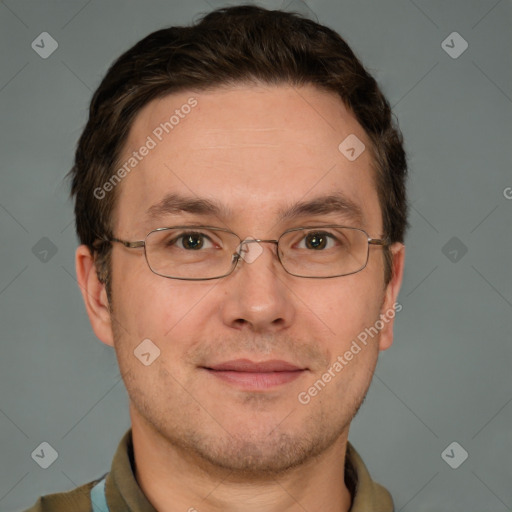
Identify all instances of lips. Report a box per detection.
[203,359,306,390]
[208,359,303,372]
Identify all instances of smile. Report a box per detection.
[202,359,307,391]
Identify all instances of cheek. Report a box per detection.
[304,275,384,346]
[311,280,382,400]
[110,277,202,393]
[112,266,218,353]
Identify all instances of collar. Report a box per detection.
[104,429,393,511]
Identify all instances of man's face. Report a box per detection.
[98,85,403,474]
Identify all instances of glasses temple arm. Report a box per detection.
[368,237,391,246]
[100,237,145,249]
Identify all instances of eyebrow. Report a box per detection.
[145,193,233,220]
[145,192,364,226]
[276,194,364,226]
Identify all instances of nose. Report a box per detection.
[220,240,295,332]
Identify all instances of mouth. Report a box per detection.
[202,359,308,391]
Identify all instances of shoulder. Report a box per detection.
[22,480,96,512]
[346,442,394,511]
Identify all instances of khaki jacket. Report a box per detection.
[24,429,393,511]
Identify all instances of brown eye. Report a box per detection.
[304,232,328,250]
[167,232,214,250]
[181,234,205,250]
[298,231,338,250]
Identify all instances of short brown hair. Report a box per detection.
[69,4,408,289]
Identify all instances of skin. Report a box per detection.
[76,84,405,512]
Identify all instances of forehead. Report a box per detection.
[113,84,382,235]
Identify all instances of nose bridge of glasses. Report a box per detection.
[236,238,279,252]
[234,238,280,265]
[240,238,278,245]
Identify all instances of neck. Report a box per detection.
[130,411,353,512]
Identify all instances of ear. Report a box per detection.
[75,245,114,347]
[378,242,405,351]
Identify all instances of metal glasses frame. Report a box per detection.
[100,225,390,281]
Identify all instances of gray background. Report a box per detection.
[1,0,511,511]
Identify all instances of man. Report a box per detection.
[26,4,407,511]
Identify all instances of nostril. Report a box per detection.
[233,318,249,328]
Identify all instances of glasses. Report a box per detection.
[102,225,390,280]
